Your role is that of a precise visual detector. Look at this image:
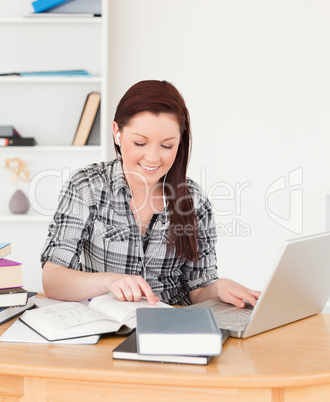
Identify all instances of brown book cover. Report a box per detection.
[72,92,101,146]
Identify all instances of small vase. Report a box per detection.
[9,189,30,214]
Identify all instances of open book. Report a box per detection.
[19,293,172,341]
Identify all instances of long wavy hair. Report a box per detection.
[113,80,198,262]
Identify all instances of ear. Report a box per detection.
[113,121,120,145]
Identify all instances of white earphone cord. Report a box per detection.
[117,131,168,279]
[126,172,168,280]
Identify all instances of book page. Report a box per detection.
[89,293,172,326]
[0,319,100,344]
[25,302,109,331]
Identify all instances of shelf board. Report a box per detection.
[0,145,102,152]
[0,16,102,24]
[0,76,102,84]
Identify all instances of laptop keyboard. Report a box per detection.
[214,308,252,331]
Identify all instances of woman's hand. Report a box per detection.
[42,262,159,305]
[213,278,260,308]
[109,274,160,305]
[190,278,261,307]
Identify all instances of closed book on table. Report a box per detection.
[0,292,37,324]
[0,243,11,260]
[0,259,23,289]
[136,308,222,356]
[0,288,28,308]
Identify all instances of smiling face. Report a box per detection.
[113,111,181,188]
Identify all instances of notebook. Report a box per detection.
[190,232,330,338]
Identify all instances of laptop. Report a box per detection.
[190,232,330,338]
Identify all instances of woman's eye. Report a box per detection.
[161,145,173,150]
[134,142,146,147]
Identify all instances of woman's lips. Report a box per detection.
[139,163,161,173]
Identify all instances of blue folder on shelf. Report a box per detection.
[32,0,68,13]
[0,70,91,77]
[31,0,101,15]
[20,70,91,77]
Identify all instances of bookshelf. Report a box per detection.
[0,0,111,222]
[0,1,113,293]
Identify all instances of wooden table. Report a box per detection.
[0,313,329,402]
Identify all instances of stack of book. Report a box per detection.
[0,242,36,324]
[113,308,229,365]
[0,126,37,147]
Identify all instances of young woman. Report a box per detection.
[41,80,260,307]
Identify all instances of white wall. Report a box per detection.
[107,0,330,291]
[2,0,330,293]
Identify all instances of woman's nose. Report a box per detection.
[144,145,160,164]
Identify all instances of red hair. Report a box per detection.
[114,80,198,262]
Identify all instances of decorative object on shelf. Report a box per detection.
[4,158,30,214]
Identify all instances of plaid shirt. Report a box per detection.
[41,158,218,305]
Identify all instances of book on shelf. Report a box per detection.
[19,293,172,341]
[0,288,28,308]
[0,292,37,325]
[0,259,23,289]
[85,105,100,145]
[0,137,37,147]
[31,0,101,15]
[0,70,90,77]
[136,308,222,356]
[113,329,230,365]
[72,92,101,146]
[0,243,11,260]
[0,126,21,138]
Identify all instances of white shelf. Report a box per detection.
[0,146,102,152]
[0,17,102,24]
[0,76,102,84]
